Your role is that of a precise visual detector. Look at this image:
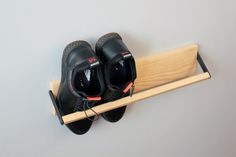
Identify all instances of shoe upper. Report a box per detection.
[57,40,105,134]
[96,33,136,92]
[96,32,137,122]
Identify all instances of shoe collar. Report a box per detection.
[67,62,102,99]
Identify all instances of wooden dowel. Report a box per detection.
[62,72,210,124]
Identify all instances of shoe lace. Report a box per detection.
[73,84,135,121]
[73,98,99,121]
[103,84,135,102]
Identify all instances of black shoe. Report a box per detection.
[96,33,137,122]
[56,41,105,134]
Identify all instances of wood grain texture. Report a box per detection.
[134,44,198,92]
[50,81,60,97]
[48,44,210,124]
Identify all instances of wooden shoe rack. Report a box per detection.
[49,44,211,125]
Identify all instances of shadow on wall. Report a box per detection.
[121,32,152,58]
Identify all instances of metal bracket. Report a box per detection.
[49,90,64,125]
[197,52,211,77]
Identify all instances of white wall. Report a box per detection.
[0,0,235,157]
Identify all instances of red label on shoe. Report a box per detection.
[87,96,101,101]
[121,51,132,58]
[88,57,97,63]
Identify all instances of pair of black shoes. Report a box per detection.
[56,33,137,135]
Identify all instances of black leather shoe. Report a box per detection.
[57,41,104,134]
[96,33,137,122]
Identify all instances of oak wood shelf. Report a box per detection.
[49,44,211,125]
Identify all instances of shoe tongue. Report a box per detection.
[74,68,91,82]
[71,67,91,98]
[84,69,91,82]
[109,59,131,90]
[71,66,102,98]
[75,69,91,87]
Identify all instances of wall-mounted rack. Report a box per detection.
[49,44,211,125]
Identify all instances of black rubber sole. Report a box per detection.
[101,106,127,122]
